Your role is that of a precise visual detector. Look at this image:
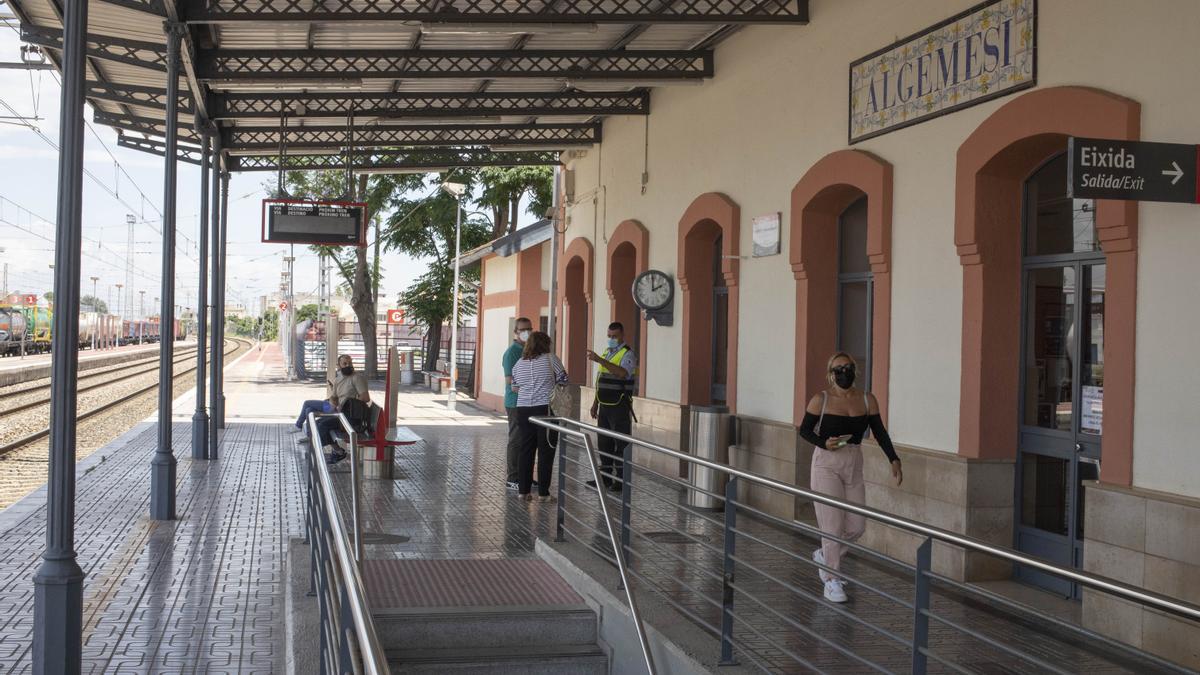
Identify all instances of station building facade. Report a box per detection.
[472,0,1200,665]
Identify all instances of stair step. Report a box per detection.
[372,605,597,650]
[388,644,608,675]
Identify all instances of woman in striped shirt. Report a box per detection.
[509,331,568,501]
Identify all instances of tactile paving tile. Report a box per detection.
[0,421,305,674]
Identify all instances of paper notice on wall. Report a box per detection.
[1082,385,1103,435]
[752,213,781,257]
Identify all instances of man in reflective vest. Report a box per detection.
[587,321,638,492]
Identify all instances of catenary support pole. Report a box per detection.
[447,194,462,410]
[217,171,229,428]
[32,0,88,667]
[208,146,222,460]
[191,128,210,460]
[151,21,184,521]
[546,166,561,346]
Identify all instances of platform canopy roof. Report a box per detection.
[8,0,808,172]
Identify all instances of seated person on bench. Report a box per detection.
[294,354,370,464]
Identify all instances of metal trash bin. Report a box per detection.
[688,405,732,510]
[398,348,417,385]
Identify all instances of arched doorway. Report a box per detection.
[560,238,593,385]
[608,220,649,394]
[790,150,893,424]
[677,193,739,409]
[954,86,1140,594]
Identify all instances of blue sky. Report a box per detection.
[0,28,535,318]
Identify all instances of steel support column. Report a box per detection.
[151,21,184,521]
[217,171,229,428]
[191,128,210,460]
[207,143,222,459]
[32,0,88,667]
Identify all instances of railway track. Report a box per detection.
[0,338,250,457]
[0,349,200,413]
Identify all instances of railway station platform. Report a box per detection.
[0,342,1190,673]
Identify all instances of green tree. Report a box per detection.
[283,171,392,377]
[476,166,553,238]
[296,303,320,324]
[81,295,107,313]
[43,291,54,302]
[382,177,492,369]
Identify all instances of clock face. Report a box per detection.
[632,270,673,311]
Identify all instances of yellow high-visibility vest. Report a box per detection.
[596,345,637,406]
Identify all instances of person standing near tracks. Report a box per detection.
[587,322,638,492]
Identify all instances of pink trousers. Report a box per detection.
[810,444,866,577]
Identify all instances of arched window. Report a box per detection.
[837,197,872,390]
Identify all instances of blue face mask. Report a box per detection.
[607,338,619,349]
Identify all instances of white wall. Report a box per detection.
[558,0,1200,495]
[484,254,517,294]
[481,306,515,401]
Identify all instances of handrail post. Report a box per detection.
[579,431,657,675]
[555,430,566,542]
[350,429,363,564]
[304,445,312,546]
[720,476,738,666]
[912,537,932,675]
[620,438,634,580]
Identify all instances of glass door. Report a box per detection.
[711,234,728,404]
[1015,154,1105,598]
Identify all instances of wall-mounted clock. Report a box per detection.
[632,269,674,326]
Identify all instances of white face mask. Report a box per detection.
[517,330,531,342]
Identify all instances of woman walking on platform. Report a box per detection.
[509,331,568,502]
[798,352,902,603]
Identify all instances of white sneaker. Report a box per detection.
[813,548,831,583]
[288,426,303,434]
[823,579,848,603]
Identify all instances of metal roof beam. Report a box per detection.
[197,48,711,79]
[223,121,600,149]
[85,81,194,114]
[212,90,649,119]
[181,0,807,23]
[229,148,561,172]
[21,24,169,72]
[97,0,167,17]
[93,109,203,144]
[117,135,204,164]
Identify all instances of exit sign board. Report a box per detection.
[1068,137,1199,204]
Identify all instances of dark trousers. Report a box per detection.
[516,405,554,495]
[505,407,520,483]
[597,402,632,486]
[315,415,341,449]
[296,399,332,429]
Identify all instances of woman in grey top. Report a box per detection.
[509,332,568,501]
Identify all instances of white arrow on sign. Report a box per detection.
[1163,161,1184,185]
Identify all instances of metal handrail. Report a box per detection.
[541,423,657,675]
[531,415,1200,626]
[306,412,387,674]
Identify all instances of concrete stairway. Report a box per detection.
[363,558,609,674]
[376,605,608,674]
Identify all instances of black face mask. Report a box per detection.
[832,365,855,389]
[340,365,354,376]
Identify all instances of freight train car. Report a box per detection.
[0,307,28,356]
[25,306,52,353]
